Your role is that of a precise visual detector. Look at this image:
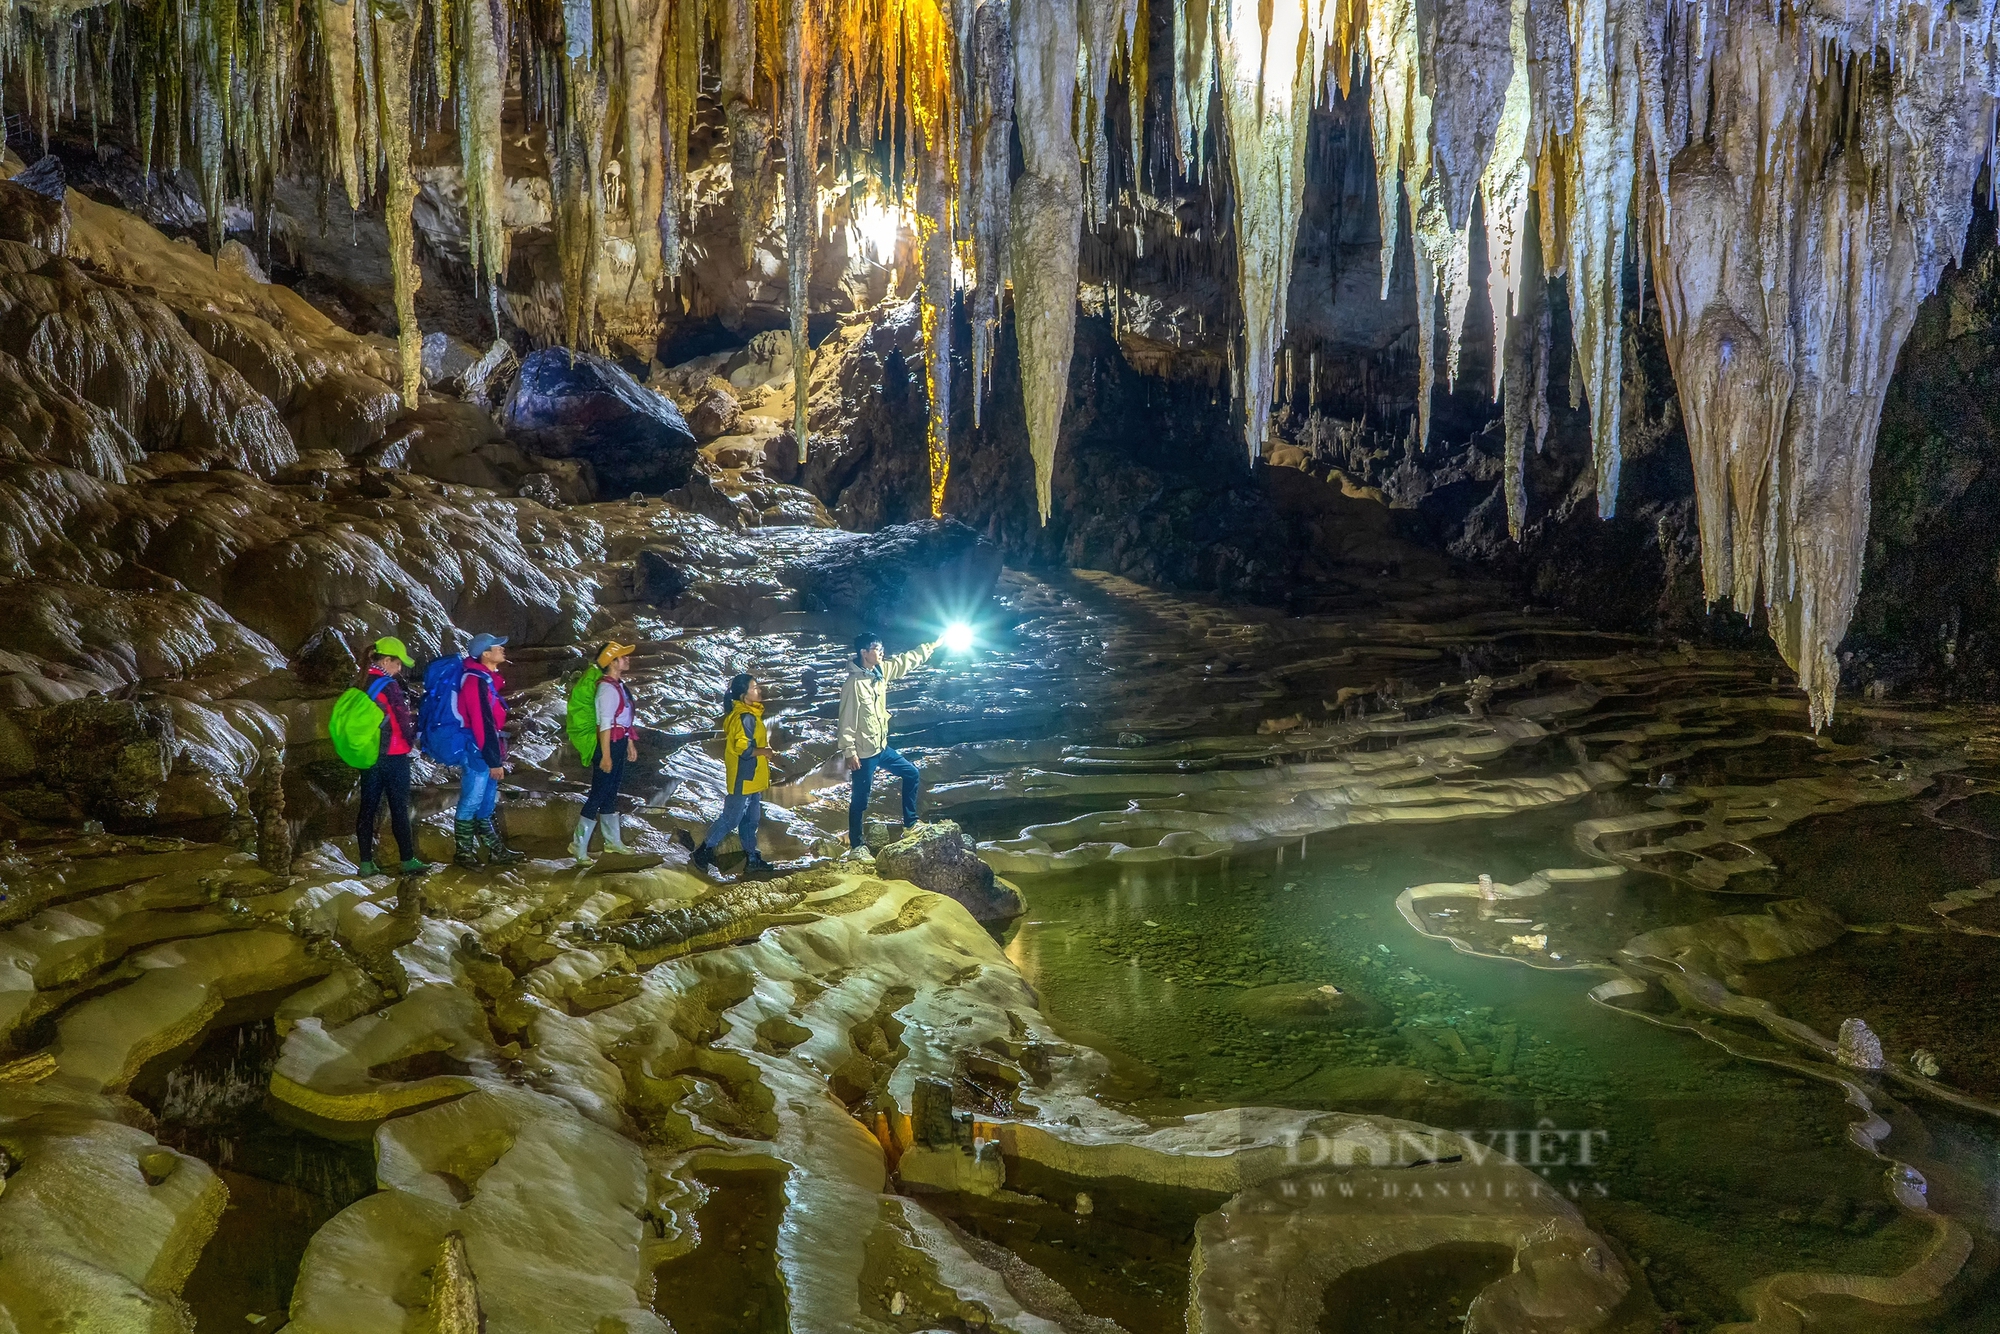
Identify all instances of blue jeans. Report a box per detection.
[457,765,500,821]
[701,793,762,858]
[850,746,920,848]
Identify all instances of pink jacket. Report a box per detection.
[457,659,508,766]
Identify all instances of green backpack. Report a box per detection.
[565,665,604,766]
[330,676,395,769]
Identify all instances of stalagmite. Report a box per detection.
[965,0,1012,426]
[1009,0,1083,521]
[371,0,424,406]
[1218,0,1335,461]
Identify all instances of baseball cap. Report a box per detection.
[597,641,638,667]
[371,636,415,667]
[467,633,509,658]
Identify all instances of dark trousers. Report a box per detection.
[849,746,921,848]
[583,742,627,819]
[359,753,415,864]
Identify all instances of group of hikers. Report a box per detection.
[336,628,943,878]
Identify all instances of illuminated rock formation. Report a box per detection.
[10,0,2000,711]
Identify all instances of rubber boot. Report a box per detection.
[570,816,595,864]
[453,820,481,868]
[478,816,525,865]
[599,813,633,855]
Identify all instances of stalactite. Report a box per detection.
[721,0,772,267]
[1218,0,1337,462]
[1501,203,1550,541]
[658,0,700,276]
[455,0,504,305]
[1077,0,1138,228]
[1009,0,1082,522]
[917,123,952,515]
[1173,0,1211,176]
[611,0,670,299]
[964,0,1011,427]
[1558,0,1639,517]
[555,0,607,351]
[781,0,829,464]
[8,0,2000,730]
[1480,0,1534,391]
[372,0,423,405]
[1649,1,1994,727]
[1416,0,1511,390]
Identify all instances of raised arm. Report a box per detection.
[879,640,938,684]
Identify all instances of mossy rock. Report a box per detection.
[1232,982,1389,1030]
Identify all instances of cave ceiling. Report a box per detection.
[3,0,1995,724]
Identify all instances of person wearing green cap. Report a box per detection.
[356,637,430,877]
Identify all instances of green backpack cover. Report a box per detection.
[565,665,604,766]
[330,676,394,769]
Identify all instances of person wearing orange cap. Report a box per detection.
[572,641,640,860]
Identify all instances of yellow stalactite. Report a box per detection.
[371,0,422,407]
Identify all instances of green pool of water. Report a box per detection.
[1000,798,2000,1330]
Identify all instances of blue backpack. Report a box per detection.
[418,656,476,765]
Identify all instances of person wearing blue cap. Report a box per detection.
[454,633,522,866]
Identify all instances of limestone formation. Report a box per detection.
[873,821,1023,926]
[13,0,2000,718]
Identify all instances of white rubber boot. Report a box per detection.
[599,813,634,855]
[570,816,595,864]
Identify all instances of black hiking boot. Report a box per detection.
[477,816,525,865]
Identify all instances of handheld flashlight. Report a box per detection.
[942,622,975,653]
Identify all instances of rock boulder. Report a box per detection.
[874,821,1022,926]
[31,695,177,824]
[502,348,698,498]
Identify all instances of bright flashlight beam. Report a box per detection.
[942,622,975,653]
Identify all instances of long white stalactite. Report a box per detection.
[8,0,2000,722]
[1009,0,1083,523]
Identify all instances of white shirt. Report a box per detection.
[595,678,636,735]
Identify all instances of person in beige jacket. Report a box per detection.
[838,631,937,854]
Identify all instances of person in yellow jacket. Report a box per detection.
[692,673,776,876]
[837,631,937,856]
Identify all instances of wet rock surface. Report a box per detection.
[501,349,698,498]
[873,821,1023,926]
[781,518,1002,630]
